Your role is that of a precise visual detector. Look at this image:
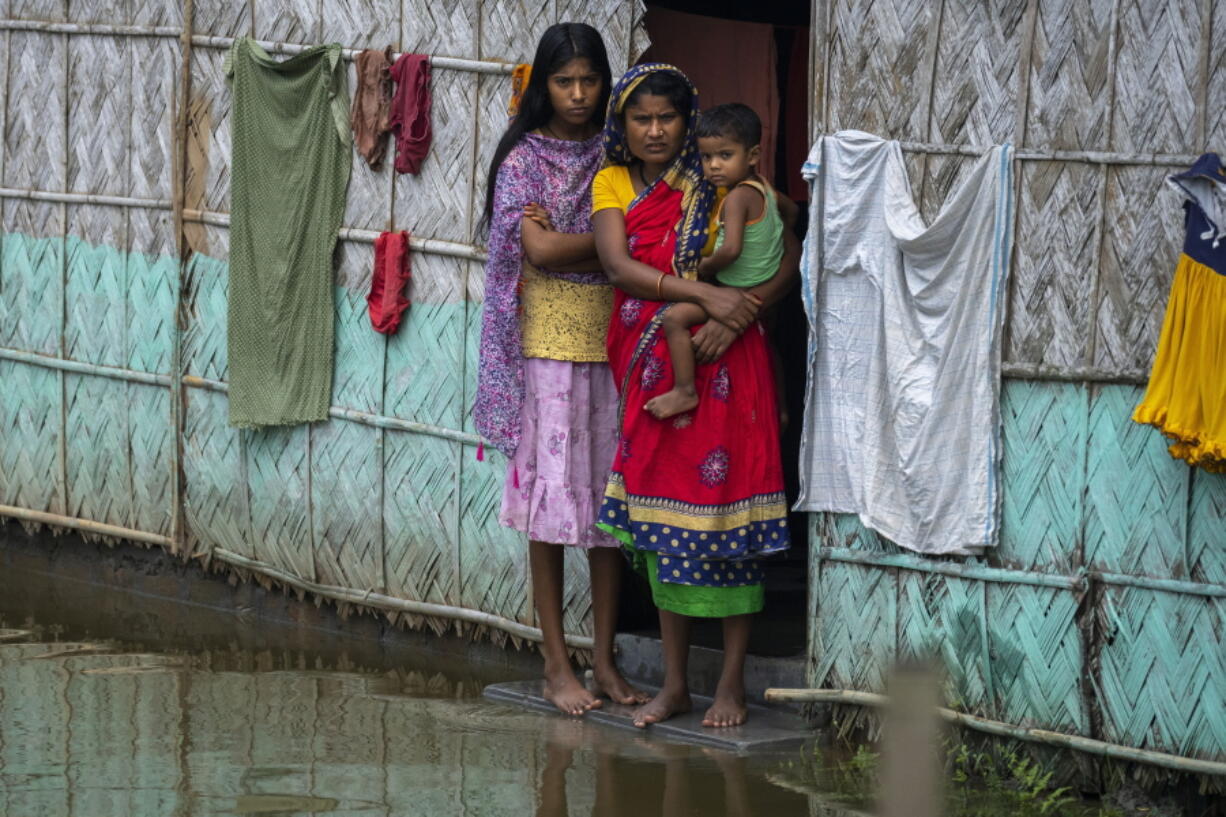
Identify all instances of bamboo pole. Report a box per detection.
[1001,362,1147,384]
[0,22,517,76]
[819,547,1084,590]
[0,347,172,386]
[212,547,595,650]
[0,187,171,208]
[898,141,1198,167]
[1095,570,1226,599]
[178,209,488,261]
[179,375,484,446]
[0,349,482,446]
[0,504,174,548]
[170,0,196,556]
[819,546,1226,599]
[763,688,1226,777]
[0,20,180,36]
[188,35,516,74]
[1082,4,1124,754]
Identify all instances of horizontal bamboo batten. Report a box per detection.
[0,20,518,75]
[0,504,174,548]
[819,547,1226,599]
[212,547,594,650]
[0,347,482,447]
[762,688,1226,777]
[898,141,1202,168]
[0,20,181,36]
[190,36,517,74]
[0,187,172,209]
[181,210,489,261]
[0,188,488,261]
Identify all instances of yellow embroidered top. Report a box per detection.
[520,261,613,361]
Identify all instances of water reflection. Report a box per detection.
[0,623,813,817]
[532,720,769,817]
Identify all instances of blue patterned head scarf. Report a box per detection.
[601,63,714,278]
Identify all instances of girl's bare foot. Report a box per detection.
[702,682,747,727]
[644,387,699,419]
[543,667,601,716]
[632,687,692,727]
[592,664,649,705]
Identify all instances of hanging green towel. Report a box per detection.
[223,38,351,428]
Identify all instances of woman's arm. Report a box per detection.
[592,208,761,332]
[521,217,599,269]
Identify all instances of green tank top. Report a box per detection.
[713,178,784,287]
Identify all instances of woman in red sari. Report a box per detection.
[592,65,799,727]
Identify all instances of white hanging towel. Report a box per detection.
[795,131,1014,556]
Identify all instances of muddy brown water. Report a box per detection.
[0,528,1145,816]
[0,530,818,816]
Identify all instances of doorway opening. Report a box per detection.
[616,0,814,658]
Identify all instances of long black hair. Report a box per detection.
[480,22,612,229]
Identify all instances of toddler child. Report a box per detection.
[644,102,788,419]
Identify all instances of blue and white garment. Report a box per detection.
[795,131,1014,556]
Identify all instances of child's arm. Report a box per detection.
[697,185,760,277]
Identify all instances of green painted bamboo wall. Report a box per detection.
[802,0,1226,768]
[809,382,1226,766]
[0,1,651,649]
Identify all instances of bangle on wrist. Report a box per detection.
[656,271,666,300]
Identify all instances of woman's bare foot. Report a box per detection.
[591,664,649,706]
[543,666,601,716]
[644,386,698,419]
[632,687,692,728]
[702,682,747,727]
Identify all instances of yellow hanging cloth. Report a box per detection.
[1133,154,1226,472]
[507,64,531,117]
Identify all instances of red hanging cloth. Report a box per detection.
[368,230,412,334]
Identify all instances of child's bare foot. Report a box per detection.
[592,664,649,705]
[644,387,699,419]
[632,687,692,727]
[702,682,747,727]
[543,667,602,716]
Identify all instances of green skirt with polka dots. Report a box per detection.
[598,527,765,618]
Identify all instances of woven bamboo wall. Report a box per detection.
[0,0,649,649]
[807,0,1225,767]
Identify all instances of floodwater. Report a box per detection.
[0,532,1135,817]
[0,622,819,816]
[0,534,816,817]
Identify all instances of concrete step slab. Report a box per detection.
[483,679,814,754]
[614,633,810,714]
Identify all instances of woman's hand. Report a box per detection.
[523,203,555,231]
[698,284,761,332]
[691,320,739,364]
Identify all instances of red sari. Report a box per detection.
[597,181,789,589]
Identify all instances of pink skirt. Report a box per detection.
[499,358,620,548]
